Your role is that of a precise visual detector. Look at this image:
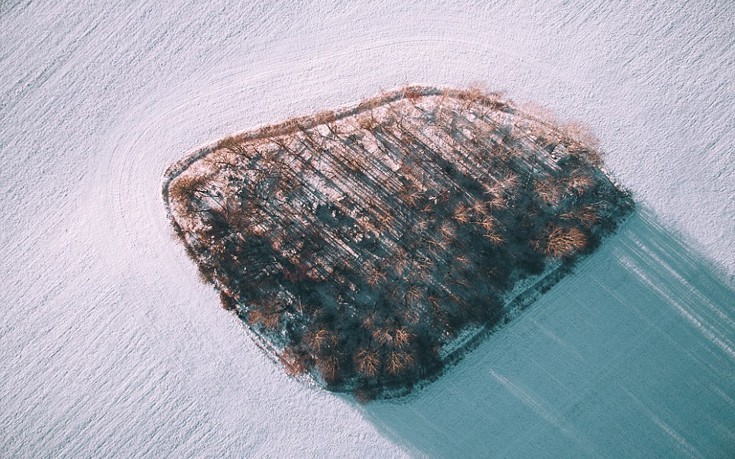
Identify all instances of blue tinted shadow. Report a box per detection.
[359,210,735,458]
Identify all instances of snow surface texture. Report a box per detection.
[1,1,733,457]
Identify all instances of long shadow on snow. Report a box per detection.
[354,209,735,457]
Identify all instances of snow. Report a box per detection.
[1,1,733,457]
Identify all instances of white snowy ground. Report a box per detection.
[1,1,733,457]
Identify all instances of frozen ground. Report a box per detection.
[1,1,733,457]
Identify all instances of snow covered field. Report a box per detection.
[1,1,733,457]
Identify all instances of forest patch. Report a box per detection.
[163,86,634,400]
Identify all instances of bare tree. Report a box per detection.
[354,349,380,377]
[544,226,587,257]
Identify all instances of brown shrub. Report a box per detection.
[487,194,507,210]
[566,171,595,195]
[500,171,519,190]
[366,264,387,287]
[403,86,424,103]
[168,173,208,204]
[535,178,563,206]
[461,83,488,104]
[372,327,393,346]
[316,355,340,383]
[406,285,424,307]
[217,135,250,157]
[219,290,235,310]
[561,205,597,227]
[484,230,505,245]
[401,307,420,325]
[386,351,414,375]
[354,348,380,377]
[356,111,377,131]
[478,215,497,232]
[545,226,587,257]
[245,297,287,330]
[313,110,337,125]
[305,329,337,354]
[393,247,410,276]
[280,347,310,376]
[393,327,413,348]
[453,202,470,224]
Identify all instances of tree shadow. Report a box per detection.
[355,209,735,457]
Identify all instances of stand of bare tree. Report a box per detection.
[163,85,634,400]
